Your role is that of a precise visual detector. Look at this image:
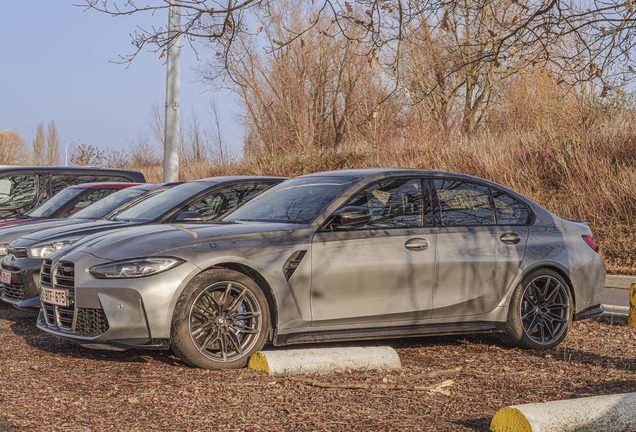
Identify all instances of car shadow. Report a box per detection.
[2,303,189,368]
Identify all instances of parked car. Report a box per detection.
[0,166,145,221]
[0,183,179,258]
[36,169,606,369]
[1,177,284,311]
[0,182,142,230]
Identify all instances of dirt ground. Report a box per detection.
[1,301,635,432]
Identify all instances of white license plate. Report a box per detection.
[0,270,11,285]
[41,286,68,307]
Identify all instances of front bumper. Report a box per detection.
[0,255,44,311]
[37,257,198,349]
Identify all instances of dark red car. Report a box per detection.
[0,183,141,229]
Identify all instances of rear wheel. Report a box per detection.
[502,269,572,350]
[170,269,269,369]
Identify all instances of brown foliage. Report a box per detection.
[0,131,30,165]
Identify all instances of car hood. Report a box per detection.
[75,222,301,261]
[0,219,95,244]
[0,217,48,228]
[12,220,136,247]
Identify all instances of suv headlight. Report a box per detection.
[89,257,184,279]
[27,239,79,259]
[0,244,9,257]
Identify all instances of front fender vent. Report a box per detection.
[284,250,306,281]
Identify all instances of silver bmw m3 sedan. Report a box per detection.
[37,169,606,369]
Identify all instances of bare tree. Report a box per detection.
[32,123,46,166]
[0,131,31,165]
[71,144,105,167]
[207,97,226,163]
[80,0,636,89]
[46,121,60,166]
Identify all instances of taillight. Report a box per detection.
[582,235,599,253]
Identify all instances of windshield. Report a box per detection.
[224,176,358,224]
[26,188,86,218]
[69,187,147,220]
[114,182,214,222]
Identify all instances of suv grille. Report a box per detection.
[7,247,27,258]
[1,267,24,302]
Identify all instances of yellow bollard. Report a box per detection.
[628,283,636,328]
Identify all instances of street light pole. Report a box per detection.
[163,3,181,182]
[0,128,15,134]
[65,139,81,167]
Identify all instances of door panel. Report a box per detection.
[433,225,528,317]
[311,228,437,325]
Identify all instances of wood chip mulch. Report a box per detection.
[1,302,634,431]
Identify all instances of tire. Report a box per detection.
[170,269,270,369]
[502,268,573,350]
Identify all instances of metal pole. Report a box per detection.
[0,128,14,134]
[65,139,81,166]
[163,3,181,182]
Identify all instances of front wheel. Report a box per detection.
[502,269,573,350]
[170,269,270,369]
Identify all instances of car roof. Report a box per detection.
[67,182,142,189]
[193,176,287,184]
[125,182,181,191]
[0,166,143,175]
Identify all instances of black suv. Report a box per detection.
[0,167,146,221]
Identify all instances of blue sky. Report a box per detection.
[0,1,240,161]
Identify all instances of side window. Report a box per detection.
[434,179,494,226]
[491,189,530,225]
[345,178,423,228]
[185,184,270,222]
[71,189,117,213]
[0,175,37,208]
[51,175,129,194]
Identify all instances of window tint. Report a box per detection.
[115,182,214,222]
[70,188,146,220]
[434,179,494,226]
[27,188,86,217]
[491,189,530,225]
[71,189,118,213]
[346,178,423,228]
[184,184,270,222]
[51,175,129,194]
[0,175,37,208]
[225,177,357,224]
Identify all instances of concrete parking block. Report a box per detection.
[490,392,636,431]
[248,346,401,375]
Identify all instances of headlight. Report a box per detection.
[27,239,79,259]
[0,244,9,256]
[89,257,184,279]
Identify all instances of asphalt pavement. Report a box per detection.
[602,275,635,308]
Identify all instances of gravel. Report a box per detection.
[1,301,634,431]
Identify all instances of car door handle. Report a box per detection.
[500,232,521,245]
[405,238,430,251]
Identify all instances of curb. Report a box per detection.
[490,392,636,431]
[248,346,401,375]
[598,304,628,325]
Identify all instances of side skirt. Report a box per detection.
[274,321,506,346]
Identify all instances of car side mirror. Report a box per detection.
[175,211,203,222]
[331,206,372,229]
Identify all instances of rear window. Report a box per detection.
[0,175,38,208]
[70,188,147,220]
